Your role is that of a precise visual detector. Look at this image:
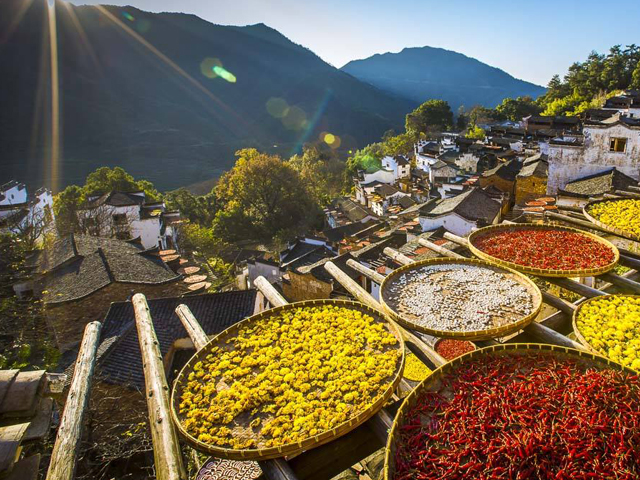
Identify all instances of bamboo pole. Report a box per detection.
[254,276,287,307]
[614,190,640,199]
[525,323,586,351]
[417,238,465,259]
[540,291,577,314]
[599,272,640,294]
[544,278,605,298]
[46,321,101,480]
[175,304,209,350]
[346,259,385,285]
[258,459,298,480]
[324,262,447,368]
[383,247,414,266]
[133,294,187,480]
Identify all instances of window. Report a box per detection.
[610,138,627,153]
[112,213,128,225]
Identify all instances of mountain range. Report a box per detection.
[342,47,546,111]
[0,1,544,192]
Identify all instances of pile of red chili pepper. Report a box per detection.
[435,339,475,360]
[472,229,615,271]
[392,352,640,480]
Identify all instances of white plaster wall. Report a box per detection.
[0,185,27,206]
[419,213,477,236]
[547,124,640,194]
[456,153,479,173]
[131,217,162,249]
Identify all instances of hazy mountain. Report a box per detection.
[342,46,546,111]
[0,0,415,191]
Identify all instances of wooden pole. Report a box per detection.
[540,291,577,314]
[175,304,209,350]
[599,272,640,294]
[46,321,101,480]
[383,247,413,266]
[544,278,605,298]
[526,322,586,351]
[614,190,640,199]
[254,276,287,307]
[258,459,298,480]
[132,294,187,480]
[324,262,447,367]
[417,238,465,259]
[346,259,385,285]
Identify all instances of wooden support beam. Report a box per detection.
[604,193,624,200]
[383,247,413,266]
[619,254,640,271]
[600,272,640,294]
[324,262,447,367]
[556,204,583,214]
[259,459,298,480]
[417,238,465,259]
[627,185,640,193]
[525,323,586,351]
[442,231,468,246]
[132,294,187,480]
[346,259,385,285]
[254,276,287,308]
[544,278,605,298]
[540,291,577,314]
[175,304,209,350]
[614,190,640,199]
[46,322,101,480]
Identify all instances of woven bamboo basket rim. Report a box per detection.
[467,222,620,277]
[383,343,636,480]
[379,257,543,341]
[572,293,640,362]
[170,298,406,461]
[583,197,640,242]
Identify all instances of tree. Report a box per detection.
[381,132,418,156]
[465,125,486,140]
[84,167,161,201]
[213,149,321,243]
[165,188,219,226]
[405,100,453,135]
[53,185,84,235]
[467,105,505,126]
[288,145,345,206]
[456,106,468,131]
[345,144,384,181]
[495,96,542,121]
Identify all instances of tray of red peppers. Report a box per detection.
[385,344,640,480]
[468,223,619,277]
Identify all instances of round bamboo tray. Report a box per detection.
[383,343,636,480]
[380,257,542,340]
[468,223,619,277]
[572,294,640,360]
[583,197,640,242]
[171,299,405,460]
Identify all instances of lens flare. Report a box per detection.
[323,133,336,145]
[212,65,236,83]
[122,12,135,22]
[47,0,60,192]
[266,98,289,118]
[282,106,307,131]
[200,57,222,79]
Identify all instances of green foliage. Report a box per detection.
[466,105,506,126]
[288,145,345,206]
[84,167,161,201]
[165,188,219,226]
[465,125,486,140]
[405,99,453,135]
[177,221,225,257]
[541,91,586,116]
[495,96,542,121]
[345,144,384,179]
[206,257,235,291]
[213,149,322,243]
[381,132,419,156]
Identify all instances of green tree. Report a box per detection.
[53,185,83,235]
[165,188,219,226]
[381,132,418,156]
[465,125,486,140]
[495,96,542,121]
[467,105,505,126]
[288,145,345,206]
[84,167,161,201]
[345,144,384,181]
[405,100,453,135]
[213,149,321,243]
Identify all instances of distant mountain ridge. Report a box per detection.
[342,46,546,110]
[0,0,415,191]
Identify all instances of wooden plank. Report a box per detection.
[23,397,53,442]
[175,304,209,350]
[4,453,40,480]
[131,294,187,480]
[254,276,287,308]
[0,371,18,408]
[0,371,45,417]
[46,321,101,480]
[0,422,29,473]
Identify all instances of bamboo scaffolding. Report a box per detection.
[133,294,187,480]
[46,322,101,480]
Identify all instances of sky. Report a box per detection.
[69,0,640,86]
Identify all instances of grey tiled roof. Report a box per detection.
[419,188,501,223]
[561,168,637,197]
[96,290,258,388]
[39,235,179,304]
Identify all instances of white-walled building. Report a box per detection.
[79,191,180,250]
[381,155,411,179]
[0,181,54,242]
[418,188,501,236]
[546,116,640,194]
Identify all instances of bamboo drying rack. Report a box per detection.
[170,299,406,460]
[467,222,620,277]
[382,343,636,480]
[379,257,542,340]
[583,197,640,243]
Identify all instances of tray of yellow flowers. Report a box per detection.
[572,294,640,371]
[583,197,640,242]
[171,299,405,460]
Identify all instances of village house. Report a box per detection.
[0,181,54,241]
[79,191,181,250]
[325,197,377,227]
[515,153,549,205]
[381,155,411,179]
[557,168,638,208]
[32,234,185,351]
[602,90,640,118]
[370,184,414,216]
[546,114,640,194]
[523,115,581,134]
[418,188,502,236]
[478,159,522,200]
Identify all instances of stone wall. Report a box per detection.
[46,281,185,352]
[283,271,332,302]
[478,175,515,195]
[515,175,547,205]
